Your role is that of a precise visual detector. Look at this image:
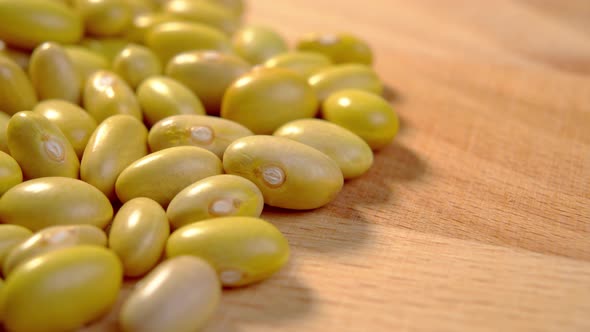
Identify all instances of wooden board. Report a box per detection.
[85,1,590,331]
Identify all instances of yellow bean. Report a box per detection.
[167,217,290,287]
[0,177,113,231]
[81,115,148,199]
[33,100,98,159]
[0,151,23,196]
[116,146,223,207]
[137,77,205,127]
[0,225,32,270]
[108,197,170,277]
[64,46,110,86]
[120,256,220,332]
[148,114,252,158]
[167,174,264,229]
[0,0,83,50]
[2,225,107,277]
[1,246,122,332]
[145,21,231,63]
[29,42,81,103]
[74,0,133,37]
[0,112,12,154]
[113,44,163,89]
[83,70,143,123]
[7,111,79,179]
[0,57,37,115]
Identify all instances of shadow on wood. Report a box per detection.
[346,142,427,206]
[383,84,403,103]
[263,191,374,252]
[263,142,426,253]
[206,271,315,331]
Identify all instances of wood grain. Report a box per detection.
[88,1,590,331]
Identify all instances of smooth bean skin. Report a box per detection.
[296,33,373,65]
[80,38,130,62]
[223,135,343,210]
[81,115,148,199]
[0,112,9,154]
[221,68,319,134]
[116,146,223,207]
[163,0,240,35]
[29,42,81,103]
[125,0,157,17]
[33,100,98,158]
[274,118,373,179]
[205,0,244,16]
[108,197,170,277]
[113,44,162,89]
[1,246,122,332]
[119,256,220,332]
[145,21,231,63]
[74,0,132,37]
[0,0,83,50]
[0,118,10,156]
[166,51,250,115]
[64,46,110,84]
[0,225,32,270]
[83,70,142,123]
[232,26,288,64]
[148,114,253,158]
[0,177,113,231]
[264,51,332,79]
[323,89,399,150]
[0,151,22,196]
[0,277,4,321]
[0,57,37,115]
[137,76,205,127]
[167,174,264,229]
[308,64,383,101]
[167,217,290,287]
[0,47,30,71]
[7,111,79,179]
[124,12,179,44]
[2,225,107,277]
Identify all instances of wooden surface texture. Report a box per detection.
[89,1,590,331]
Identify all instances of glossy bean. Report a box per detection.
[81,115,148,199]
[167,217,290,287]
[223,135,343,209]
[28,42,81,103]
[83,70,142,123]
[166,51,250,115]
[33,100,98,158]
[1,246,122,332]
[2,225,107,276]
[116,146,223,207]
[137,76,205,127]
[119,256,220,332]
[108,197,170,277]
[7,111,79,179]
[0,177,113,231]
[167,174,264,229]
[148,114,253,158]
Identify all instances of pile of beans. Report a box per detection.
[0,0,399,331]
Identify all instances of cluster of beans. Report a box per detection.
[0,0,399,331]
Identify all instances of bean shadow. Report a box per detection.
[383,84,407,134]
[383,84,403,104]
[79,281,136,332]
[349,141,427,206]
[260,142,426,253]
[262,200,371,253]
[205,263,314,332]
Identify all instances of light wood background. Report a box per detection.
[87,1,590,331]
